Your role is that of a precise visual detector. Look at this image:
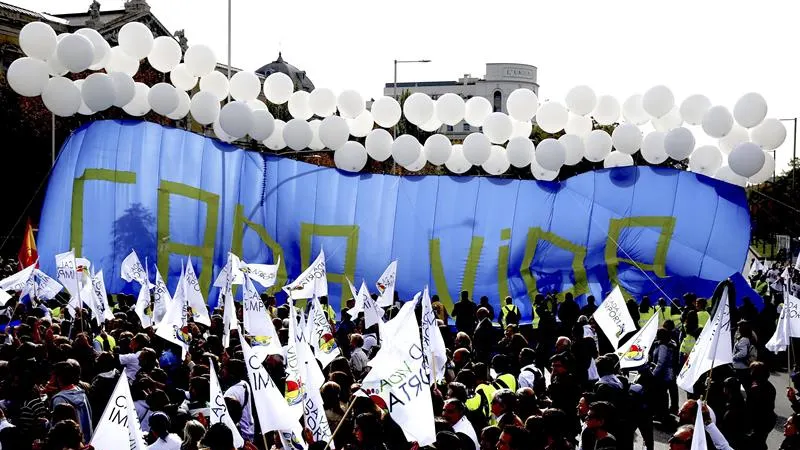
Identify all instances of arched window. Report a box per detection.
[493,91,502,112]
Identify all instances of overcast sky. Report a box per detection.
[12,0,800,174]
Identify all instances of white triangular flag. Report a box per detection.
[55,250,80,298]
[90,270,114,323]
[152,268,171,325]
[363,291,383,329]
[677,287,733,393]
[120,250,147,285]
[242,256,280,288]
[421,287,447,382]
[377,293,420,351]
[690,400,708,450]
[283,250,327,299]
[240,338,299,433]
[766,291,800,353]
[347,279,367,319]
[297,327,333,447]
[184,259,210,327]
[242,276,282,361]
[749,258,764,277]
[213,252,244,288]
[90,373,147,450]
[283,302,307,421]
[592,286,637,349]
[308,296,341,368]
[155,270,189,358]
[209,359,245,449]
[0,264,35,293]
[21,269,63,303]
[361,297,435,446]
[134,280,152,328]
[375,261,397,307]
[616,307,661,369]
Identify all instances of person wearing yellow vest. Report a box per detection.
[490,355,518,392]
[93,330,116,352]
[695,298,710,328]
[638,296,655,328]
[531,294,545,329]
[465,362,496,423]
[319,296,336,322]
[656,298,671,325]
[500,297,520,328]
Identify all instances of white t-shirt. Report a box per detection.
[224,380,254,440]
[120,352,141,381]
[147,433,182,450]
[453,416,479,449]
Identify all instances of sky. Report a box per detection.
[12,0,800,174]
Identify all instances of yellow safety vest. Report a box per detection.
[322,304,336,321]
[531,307,540,329]
[501,304,520,327]
[697,310,711,328]
[94,334,116,351]
[669,306,682,324]
[494,373,517,392]
[679,335,696,356]
[466,383,496,418]
[657,308,670,325]
[638,307,655,328]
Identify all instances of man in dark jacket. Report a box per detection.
[452,291,477,335]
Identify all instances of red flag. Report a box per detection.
[18,218,38,270]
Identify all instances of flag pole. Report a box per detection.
[324,396,358,450]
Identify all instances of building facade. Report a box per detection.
[383,63,538,139]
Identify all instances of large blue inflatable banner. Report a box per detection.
[37,121,753,320]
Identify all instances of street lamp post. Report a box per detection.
[393,59,431,99]
[780,117,798,190]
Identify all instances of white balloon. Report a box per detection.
[403,93,434,126]
[348,110,375,137]
[335,141,368,172]
[482,145,510,175]
[247,99,268,111]
[20,22,57,60]
[565,114,592,137]
[57,34,94,73]
[108,71,135,107]
[663,127,695,160]
[436,93,466,125]
[249,109,275,141]
[565,85,596,116]
[641,131,668,164]
[213,119,236,143]
[403,151,428,172]
[309,88,337,118]
[167,90,191,120]
[148,82,179,116]
[718,125,749,154]
[46,38,68,76]
[7,57,48,97]
[622,94,650,125]
[308,119,325,151]
[147,35,181,73]
[559,134,585,166]
[733,92,768,129]
[41,76,81,117]
[418,115,443,133]
[445,144,471,174]
[611,123,642,155]
[170,63,197,91]
[337,90,365,119]
[199,71,229,101]
[105,46,138,77]
[464,97,492,127]
[506,137,534,168]
[219,101,253,139]
[81,73,115,112]
[749,151,775,184]
[283,118,313,151]
[75,28,108,68]
[122,82,150,117]
[642,85,674,118]
[506,88,539,122]
[462,133,492,165]
[751,118,786,150]
[728,142,765,178]
[189,91,220,125]
[702,106,734,138]
[318,115,350,150]
[651,107,683,132]
[592,95,621,125]
[584,130,613,162]
[184,44,217,77]
[535,138,566,171]
[689,145,723,176]
[483,112,513,144]
[288,90,313,120]
[679,94,711,126]
[714,165,747,187]
[263,120,286,150]
[604,151,634,168]
[531,157,559,181]
[118,22,153,60]
[391,134,422,166]
[536,102,569,133]
[228,71,260,102]
[371,96,402,128]
[263,72,294,105]
[73,80,93,115]
[510,120,532,139]
[424,134,453,166]
[365,128,393,161]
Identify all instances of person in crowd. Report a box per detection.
[517,348,545,395]
[353,413,388,450]
[500,297,520,329]
[586,401,617,450]
[496,425,531,450]
[443,399,479,450]
[452,291,478,335]
[473,307,495,364]
[479,425,501,450]
[668,425,694,450]
[490,389,523,428]
[348,333,369,378]
[650,328,677,424]
[558,293,580,334]
[220,359,253,442]
[782,413,800,450]
[748,361,777,450]
[181,419,205,450]
[580,296,598,318]
[148,411,182,450]
[478,296,495,323]
[50,361,93,442]
[732,320,757,391]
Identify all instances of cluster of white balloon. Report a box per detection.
[10,22,786,185]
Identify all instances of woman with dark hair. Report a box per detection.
[353,413,387,450]
[147,411,182,450]
[748,361,777,450]
[46,419,89,450]
[732,320,757,392]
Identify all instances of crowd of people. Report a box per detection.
[0,264,797,450]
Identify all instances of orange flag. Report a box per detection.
[18,218,38,270]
